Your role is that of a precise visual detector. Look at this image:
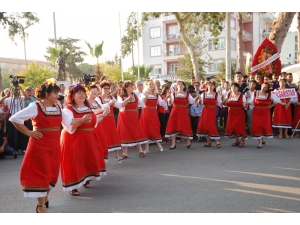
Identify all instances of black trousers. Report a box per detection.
[158,112,169,138]
[138,108,142,120]
[7,121,28,151]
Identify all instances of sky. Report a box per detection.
[1,2,298,74]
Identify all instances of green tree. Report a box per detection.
[0,12,39,42]
[45,37,87,79]
[100,63,135,82]
[217,60,236,81]
[1,69,14,90]
[77,63,94,74]
[129,65,154,80]
[85,40,104,82]
[142,12,225,82]
[17,62,56,88]
[121,12,141,67]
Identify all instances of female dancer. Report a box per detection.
[158,85,171,143]
[272,78,292,138]
[249,82,281,148]
[116,81,149,159]
[166,80,200,149]
[60,83,107,196]
[96,80,123,161]
[292,89,300,137]
[140,79,169,153]
[196,80,222,148]
[223,82,247,147]
[9,79,70,212]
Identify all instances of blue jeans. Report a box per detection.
[3,145,15,155]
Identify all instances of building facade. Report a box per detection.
[280,31,298,67]
[142,12,276,80]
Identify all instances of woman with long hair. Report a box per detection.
[196,80,222,148]
[166,80,200,149]
[158,85,171,143]
[9,78,62,212]
[116,80,149,159]
[249,82,281,148]
[223,82,248,147]
[140,79,169,153]
[60,83,107,197]
[272,78,293,138]
[96,80,123,161]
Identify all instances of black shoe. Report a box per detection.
[187,144,191,148]
[262,141,265,145]
[13,152,18,159]
[45,200,49,208]
[273,133,276,136]
[169,145,176,150]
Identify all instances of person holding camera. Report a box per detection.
[0,83,29,154]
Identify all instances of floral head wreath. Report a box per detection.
[44,78,56,90]
[71,82,89,93]
[99,80,112,88]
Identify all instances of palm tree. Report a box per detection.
[44,46,71,67]
[85,40,104,82]
[130,65,154,80]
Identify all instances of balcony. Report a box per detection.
[262,27,272,38]
[262,12,276,24]
[242,30,252,42]
[242,13,253,23]
[163,33,180,42]
[162,14,176,23]
[149,73,179,80]
[163,51,184,61]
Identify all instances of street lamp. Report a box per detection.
[20,23,34,68]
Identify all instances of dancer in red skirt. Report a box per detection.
[292,90,300,137]
[166,80,200,149]
[61,83,106,196]
[96,80,123,161]
[196,80,222,148]
[248,82,281,148]
[116,81,149,159]
[140,79,169,153]
[10,79,62,213]
[223,82,247,147]
[272,78,292,138]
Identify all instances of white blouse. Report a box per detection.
[116,94,145,111]
[9,102,65,124]
[247,91,281,105]
[95,96,122,109]
[170,92,196,105]
[200,92,222,107]
[140,93,167,108]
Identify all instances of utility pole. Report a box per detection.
[21,23,34,68]
[119,12,124,81]
[137,12,140,81]
[225,12,232,81]
[53,12,57,48]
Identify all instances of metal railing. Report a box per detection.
[242,30,252,40]
[163,33,180,41]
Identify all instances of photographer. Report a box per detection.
[0,80,29,154]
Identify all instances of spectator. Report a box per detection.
[235,72,248,93]
[194,81,202,95]
[134,80,144,119]
[24,86,36,108]
[155,79,162,94]
[255,74,262,90]
[189,101,203,141]
[0,116,17,159]
[245,80,257,134]
[271,74,280,90]
[219,81,230,129]
[0,85,29,154]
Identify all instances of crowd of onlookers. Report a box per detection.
[0,71,299,159]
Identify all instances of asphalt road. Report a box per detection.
[1,135,300,213]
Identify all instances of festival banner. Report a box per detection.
[272,88,297,99]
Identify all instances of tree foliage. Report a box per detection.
[0,12,39,42]
[128,65,154,80]
[45,37,87,79]
[17,62,56,88]
[77,63,94,74]
[141,12,225,82]
[100,63,135,82]
[121,12,141,67]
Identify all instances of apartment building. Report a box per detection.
[280,31,298,67]
[0,57,52,75]
[142,12,276,80]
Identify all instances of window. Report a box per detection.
[150,46,161,57]
[231,17,236,29]
[13,64,19,69]
[209,59,223,72]
[168,25,179,35]
[169,44,180,55]
[152,65,162,75]
[208,38,225,50]
[169,63,178,74]
[150,27,160,38]
[231,39,236,51]
[0,63,6,69]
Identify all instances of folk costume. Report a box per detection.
[116,93,149,146]
[60,105,106,191]
[250,90,281,139]
[196,92,222,139]
[165,92,195,140]
[9,102,62,197]
[272,89,292,129]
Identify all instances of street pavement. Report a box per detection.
[1,135,300,213]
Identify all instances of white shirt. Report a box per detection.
[245,90,255,110]
[170,92,196,105]
[134,89,143,108]
[200,92,222,107]
[4,96,26,116]
[247,91,281,106]
[116,94,145,111]
[140,93,167,109]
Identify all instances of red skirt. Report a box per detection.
[292,105,300,131]
[273,104,292,128]
[251,107,273,139]
[225,108,247,139]
[20,130,61,197]
[94,122,109,159]
[197,106,220,139]
[140,107,162,142]
[101,114,121,151]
